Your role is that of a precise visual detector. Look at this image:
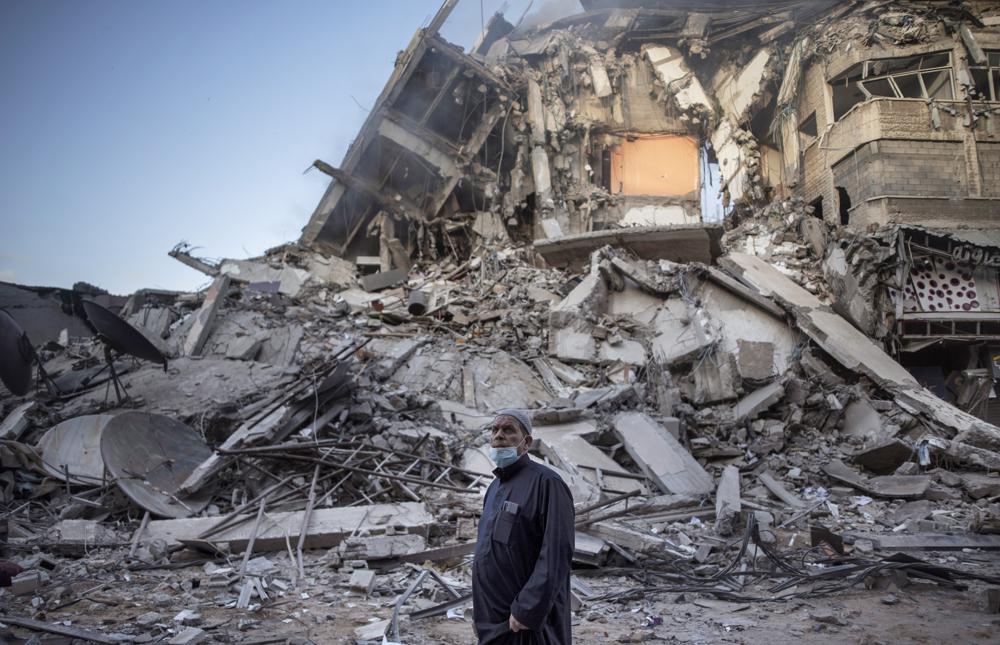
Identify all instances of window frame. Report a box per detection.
[830,51,956,120]
[969,51,1000,102]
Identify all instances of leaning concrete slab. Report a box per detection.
[534,225,723,271]
[533,420,646,496]
[183,275,230,357]
[722,252,1000,453]
[732,380,785,422]
[612,412,713,497]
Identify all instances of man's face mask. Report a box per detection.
[489,436,525,468]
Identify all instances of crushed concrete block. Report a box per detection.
[541,218,564,238]
[550,272,608,327]
[169,627,206,645]
[598,338,647,366]
[534,420,645,496]
[11,570,48,595]
[688,352,739,404]
[472,211,510,242]
[550,324,597,364]
[224,334,263,361]
[736,340,776,381]
[548,359,586,386]
[141,502,434,553]
[136,611,164,626]
[0,401,35,440]
[843,399,883,440]
[853,439,912,475]
[360,269,407,292]
[339,534,427,561]
[732,380,785,422]
[960,473,1000,499]
[127,307,177,340]
[368,337,427,382]
[219,259,311,298]
[349,568,376,594]
[257,324,303,367]
[354,619,390,641]
[890,500,933,525]
[651,298,714,366]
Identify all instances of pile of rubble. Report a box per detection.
[3,219,1000,642]
[4,0,1000,642]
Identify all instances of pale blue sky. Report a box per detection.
[0,0,546,294]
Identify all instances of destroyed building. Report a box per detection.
[4,1,1000,643]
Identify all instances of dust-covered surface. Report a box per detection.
[5,0,1000,643]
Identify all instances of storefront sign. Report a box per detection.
[951,244,1000,268]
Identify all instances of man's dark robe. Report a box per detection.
[472,454,575,644]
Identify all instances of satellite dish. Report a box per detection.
[100,411,215,518]
[81,300,167,367]
[81,300,167,404]
[0,309,33,395]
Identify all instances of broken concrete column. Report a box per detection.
[183,275,229,357]
[590,58,613,98]
[715,465,741,536]
[531,146,555,211]
[526,78,546,146]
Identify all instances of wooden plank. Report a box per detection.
[612,412,713,497]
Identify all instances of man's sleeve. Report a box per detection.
[509,477,574,630]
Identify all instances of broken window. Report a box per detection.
[970,51,1000,101]
[829,52,955,120]
[836,187,852,226]
[608,135,699,196]
[798,112,817,147]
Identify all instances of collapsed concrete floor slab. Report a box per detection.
[6,0,1000,642]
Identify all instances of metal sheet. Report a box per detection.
[100,412,215,518]
[36,414,114,484]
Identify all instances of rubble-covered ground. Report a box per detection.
[5,0,1000,642]
[3,212,1000,643]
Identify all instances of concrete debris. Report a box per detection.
[613,412,713,497]
[182,275,230,357]
[0,400,35,440]
[6,0,1000,641]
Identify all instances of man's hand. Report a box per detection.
[509,614,528,632]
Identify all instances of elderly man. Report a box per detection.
[472,409,575,644]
